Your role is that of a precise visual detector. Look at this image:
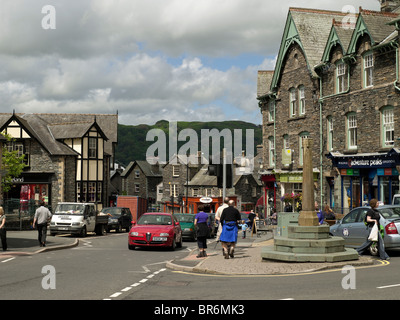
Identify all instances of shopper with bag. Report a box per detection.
[356,199,389,260]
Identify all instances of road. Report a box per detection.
[1,232,400,302]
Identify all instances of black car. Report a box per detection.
[101,207,132,232]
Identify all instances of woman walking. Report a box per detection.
[356,199,389,260]
[220,200,241,259]
[194,205,209,258]
[0,207,7,251]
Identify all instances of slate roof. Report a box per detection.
[121,160,163,178]
[0,113,117,156]
[257,71,274,98]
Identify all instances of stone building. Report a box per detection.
[258,2,400,213]
[0,112,118,222]
[120,160,163,209]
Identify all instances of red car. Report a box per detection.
[128,213,183,250]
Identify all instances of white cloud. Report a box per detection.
[0,0,381,125]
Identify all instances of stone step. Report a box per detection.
[261,245,359,263]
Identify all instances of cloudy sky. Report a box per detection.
[0,0,380,125]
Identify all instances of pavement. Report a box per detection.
[0,230,79,258]
[167,229,381,275]
[0,229,380,276]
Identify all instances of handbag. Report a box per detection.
[368,223,379,242]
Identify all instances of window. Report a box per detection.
[268,100,275,122]
[135,184,140,193]
[327,116,333,151]
[88,182,96,202]
[172,165,180,177]
[336,62,347,93]
[88,137,97,158]
[299,132,309,166]
[134,170,140,178]
[298,86,305,115]
[347,113,357,149]
[283,134,290,150]
[289,88,296,117]
[268,136,275,167]
[382,107,394,147]
[363,53,374,88]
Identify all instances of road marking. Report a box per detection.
[377,283,400,289]
[1,257,15,263]
[105,268,166,300]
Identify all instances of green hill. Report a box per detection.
[115,120,262,166]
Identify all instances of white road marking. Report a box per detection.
[377,283,400,289]
[105,268,166,300]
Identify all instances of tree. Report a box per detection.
[1,132,26,193]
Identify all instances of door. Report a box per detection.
[86,205,96,232]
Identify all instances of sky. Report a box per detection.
[0,0,381,126]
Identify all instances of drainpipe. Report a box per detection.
[395,44,400,92]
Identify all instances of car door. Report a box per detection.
[351,208,370,245]
[122,209,131,229]
[335,209,360,247]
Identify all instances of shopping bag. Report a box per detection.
[368,223,378,242]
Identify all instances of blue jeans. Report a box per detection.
[356,226,389,260]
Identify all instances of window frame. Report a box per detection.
[382,107,394,148]
[347,113,357,150]
[363,53,374,88]
[336,62,347,93]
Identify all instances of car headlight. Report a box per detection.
[72,222,81,226]
[160,233,169,236]
[130,232,139,236]
[108,218,118,223]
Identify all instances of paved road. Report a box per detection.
[1,232,400,302]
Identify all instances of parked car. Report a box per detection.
[393,194,400,205]
[174,213,196,241]
[101,207,132,233]
[330,205,400,255]
[128,213,183,250]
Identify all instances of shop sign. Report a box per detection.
[199,197,213,203]
[282,149,292,166]
[335,157,397,169]
[377,168,399,176]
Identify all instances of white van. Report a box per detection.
[50,202,108,237]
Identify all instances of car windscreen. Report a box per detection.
[138,215,172,225]
[379,207,400,219]
[101,208,122,217]
[55,204,85,215]
[175,215,194,223]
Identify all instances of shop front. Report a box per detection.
[4,172,53,229]
[327,149,400,212]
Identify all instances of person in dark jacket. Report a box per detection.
[195,205,209,258]
[220,200,241,259]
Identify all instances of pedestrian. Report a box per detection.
[315,201,324,225]
[220,200,241,259]
[33,200,52,247]
[194,204,209,258]
[356,199,390,260]
[248,210,256,232]
[0,207,7,251]
[322,204,336,220]
[239,220,248,239]
[215,197,229,241]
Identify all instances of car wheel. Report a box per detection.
[177,234,183,248]
[116,224,122,233]
[170,238,176,251]
[80,226,87,238]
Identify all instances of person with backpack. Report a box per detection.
[356,199,389,260]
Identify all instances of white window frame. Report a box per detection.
[363,53,374,88]
[298,86,305,115]
[347,113,357,149]
[289,88,296,117]
[336,62,347,93]
[268,100,275,122]
[327,116,333,151]
[268,136,275,167]
[382,107,394,147]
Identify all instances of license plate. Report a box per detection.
[152,237,167,241]
[59,227,68,230]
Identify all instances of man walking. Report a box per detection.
[33,200,52,247]
[215,197,229,241]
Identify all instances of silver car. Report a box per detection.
[330,205,400,255]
